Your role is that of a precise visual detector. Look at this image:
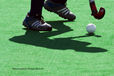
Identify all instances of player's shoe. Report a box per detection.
[23,14,52,31]
[44,0,76,21]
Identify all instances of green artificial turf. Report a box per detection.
[0,0,114,76]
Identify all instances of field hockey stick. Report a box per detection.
[89,0,105,19]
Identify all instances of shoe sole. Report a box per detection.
[23,21,52,31]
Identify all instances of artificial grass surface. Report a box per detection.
[0,0,114,76]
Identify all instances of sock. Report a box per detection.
[51,0,67,4]
[29,0,45,19]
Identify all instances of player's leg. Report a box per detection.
[29,0,44,19]
[44,0,76,21]
[23,0,52,31]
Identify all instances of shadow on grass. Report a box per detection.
[9,20,107,53]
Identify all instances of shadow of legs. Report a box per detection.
[9,20,107,53]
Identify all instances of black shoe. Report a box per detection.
[44,0,76,21]
[23,14,52,31]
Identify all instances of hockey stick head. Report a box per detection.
[93,7,105,19]
[89,0,105,20]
